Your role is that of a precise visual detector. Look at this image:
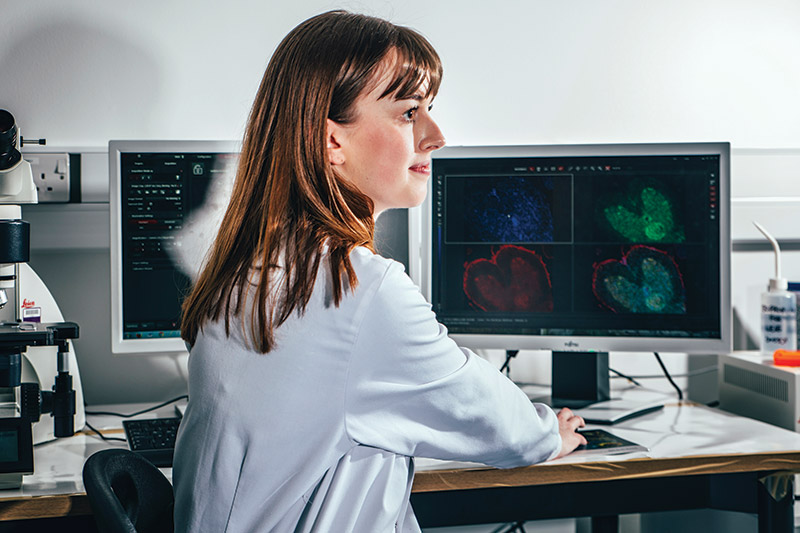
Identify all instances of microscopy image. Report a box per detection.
[598,182,685,243]
[462,245,553,312]
[458,176,555,243]
[592,245,686,314]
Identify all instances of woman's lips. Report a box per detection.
[409,162,431,174]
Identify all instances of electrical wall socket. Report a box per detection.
[26,152,70,203]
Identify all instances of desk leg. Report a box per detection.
[757,473,794,533]
[591,515,618,533]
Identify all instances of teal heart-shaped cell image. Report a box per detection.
[592,245,686,314]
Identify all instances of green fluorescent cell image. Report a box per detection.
[603,186,685,243]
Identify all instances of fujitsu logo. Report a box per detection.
[564,341,580,348]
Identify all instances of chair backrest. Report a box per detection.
[82,449,174,533]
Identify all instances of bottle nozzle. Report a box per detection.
[753,221,787,290]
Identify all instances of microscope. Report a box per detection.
[0,109,80,489]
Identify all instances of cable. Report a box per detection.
[80,420,127,443]
[611,365,717,380]
[609,367,643,387]
[500,350,519,377]
[84,394,188,418]
[653,352,683,400]
[82,395,188,444]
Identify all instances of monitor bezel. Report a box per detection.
[409,142,732,354]
[109,140,240,355]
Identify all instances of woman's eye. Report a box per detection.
[403,107,418,122]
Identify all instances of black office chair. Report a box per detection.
[82,449,174,533]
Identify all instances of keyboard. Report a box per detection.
[123,417,181,467]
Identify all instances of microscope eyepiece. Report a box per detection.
[0,110,22,172]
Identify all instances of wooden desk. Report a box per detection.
[411,401,800,532]
[0,402,798,532]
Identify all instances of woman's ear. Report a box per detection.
[326,119,345,166]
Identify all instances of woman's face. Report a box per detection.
[327,59,446,218]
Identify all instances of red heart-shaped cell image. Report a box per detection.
[463,245,554,312]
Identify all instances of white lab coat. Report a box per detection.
[173,247,561,532]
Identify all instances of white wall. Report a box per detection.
[4,0,800,146]
[3,0,800,406]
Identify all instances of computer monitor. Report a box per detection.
[109,140,415,355]
[109,141,240,354]
[410,143,731,406]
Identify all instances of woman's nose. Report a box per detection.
[419,116,446,152]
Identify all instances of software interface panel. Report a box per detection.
[120,151,237,340]
[431,154,722,340]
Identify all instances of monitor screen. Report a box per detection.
[109,141,240,354]
[109,140,409,355]
[411,143,731,354]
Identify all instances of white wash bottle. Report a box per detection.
[754,221,797,354]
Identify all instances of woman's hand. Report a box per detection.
[554,407,587,459]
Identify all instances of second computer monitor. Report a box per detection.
[109,140,241,354]
[413,143,731,355]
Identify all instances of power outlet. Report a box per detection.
[26,153,71,203]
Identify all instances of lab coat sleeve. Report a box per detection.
[344,262,561,468]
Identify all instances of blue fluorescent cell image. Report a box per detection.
[460,176,554,243]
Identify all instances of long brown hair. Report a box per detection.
[181,11,442,353]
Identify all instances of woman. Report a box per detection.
[173,10,585,532]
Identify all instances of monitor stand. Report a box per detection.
[549,351,610,409]
[531,351,665,424]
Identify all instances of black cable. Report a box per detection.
[33,419,127,447]
[500,350,519,376]
[653,352,683,400]
[609,367,643,387]
[81,420,127,443]
[84,394,188,418]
